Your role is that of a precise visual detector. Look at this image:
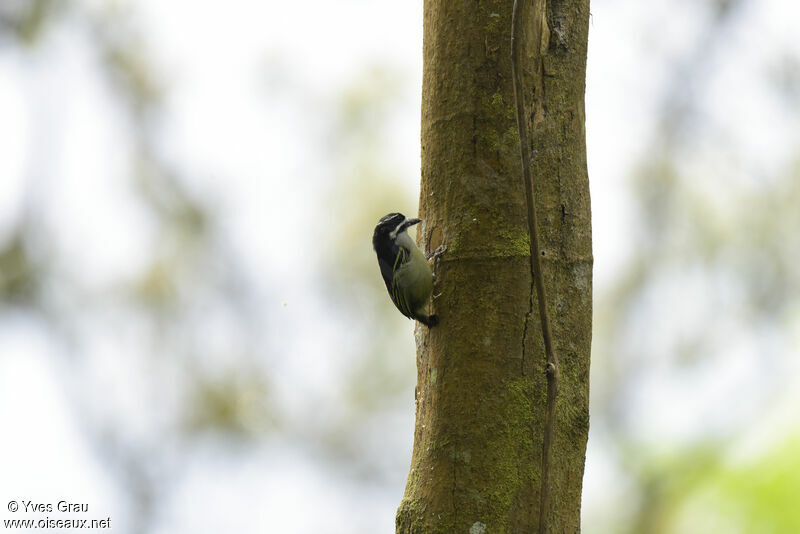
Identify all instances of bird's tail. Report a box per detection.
[416,314,439,327]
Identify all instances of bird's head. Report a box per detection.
[374,212,422,241]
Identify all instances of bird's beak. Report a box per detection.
[405,217,422,228]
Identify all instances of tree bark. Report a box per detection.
[397,1,592,533]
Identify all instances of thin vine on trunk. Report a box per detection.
[510,2,560,532]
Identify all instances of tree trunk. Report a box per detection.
[397,1,592,532]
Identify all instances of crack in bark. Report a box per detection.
[521,277,534,375]
[452,445,458,526]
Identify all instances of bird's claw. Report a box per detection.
[426,244,448,261]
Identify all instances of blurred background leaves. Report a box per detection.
[0,0,798,533]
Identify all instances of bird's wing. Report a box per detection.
[389,247,414,318]
[376,242,401,289]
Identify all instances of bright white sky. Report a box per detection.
[1,1,799,532]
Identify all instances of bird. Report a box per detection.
[372,212,438,327]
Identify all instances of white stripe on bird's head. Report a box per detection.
[390,216,421,240]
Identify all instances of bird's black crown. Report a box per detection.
[374,212,406,233]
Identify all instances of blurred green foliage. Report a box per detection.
[671,435,800,533]
[588,0,800,531]
[0,233,39,304]
[0,3,275,530]
[184,368,276,439]
[0,0,60,45]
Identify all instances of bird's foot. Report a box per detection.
[426,244,447,261]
